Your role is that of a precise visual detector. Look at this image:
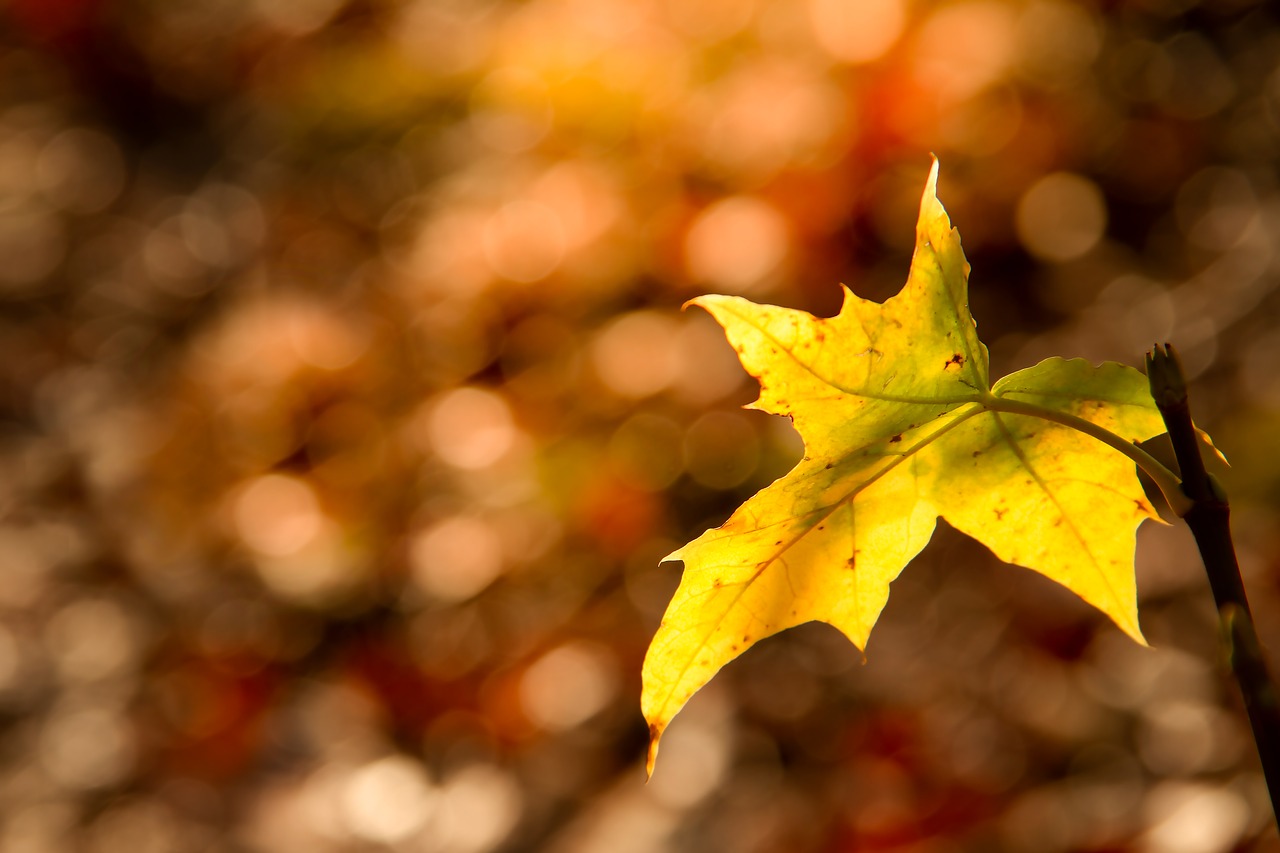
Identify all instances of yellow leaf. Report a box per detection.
[642,159,1173,777]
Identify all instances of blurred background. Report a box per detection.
[1,0,1279,850]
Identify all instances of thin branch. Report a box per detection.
[1147,343,1280,825]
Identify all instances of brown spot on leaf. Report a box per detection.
[890,434,902,443]
[944,353,965,370]
[994,507,1006,520]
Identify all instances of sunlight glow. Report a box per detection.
[1015,172,1107,262]
[426,387,518,469]
[685,196,789,293]
[341,756,437,844]
[520,642,618,731]
[591,311,681,399]
[233,475,324,557]
[809,0,905,64]
[482,200,567,283]
[410,515,505,602]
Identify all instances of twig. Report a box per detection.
[1146,343,1280,824]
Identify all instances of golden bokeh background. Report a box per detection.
[1,0,1279,850]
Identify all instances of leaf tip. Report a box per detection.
[645,721,663,780]
[926,153,940,199]
[1115,606,1148,648]
[916,155,955,245]
[838,282,860,311]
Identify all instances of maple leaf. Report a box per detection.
[642,159,1184,776]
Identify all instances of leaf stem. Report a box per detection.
[978,392,1192,517]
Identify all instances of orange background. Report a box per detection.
[1,0,1279,850]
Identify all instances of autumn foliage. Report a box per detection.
[644,161,1193,774]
